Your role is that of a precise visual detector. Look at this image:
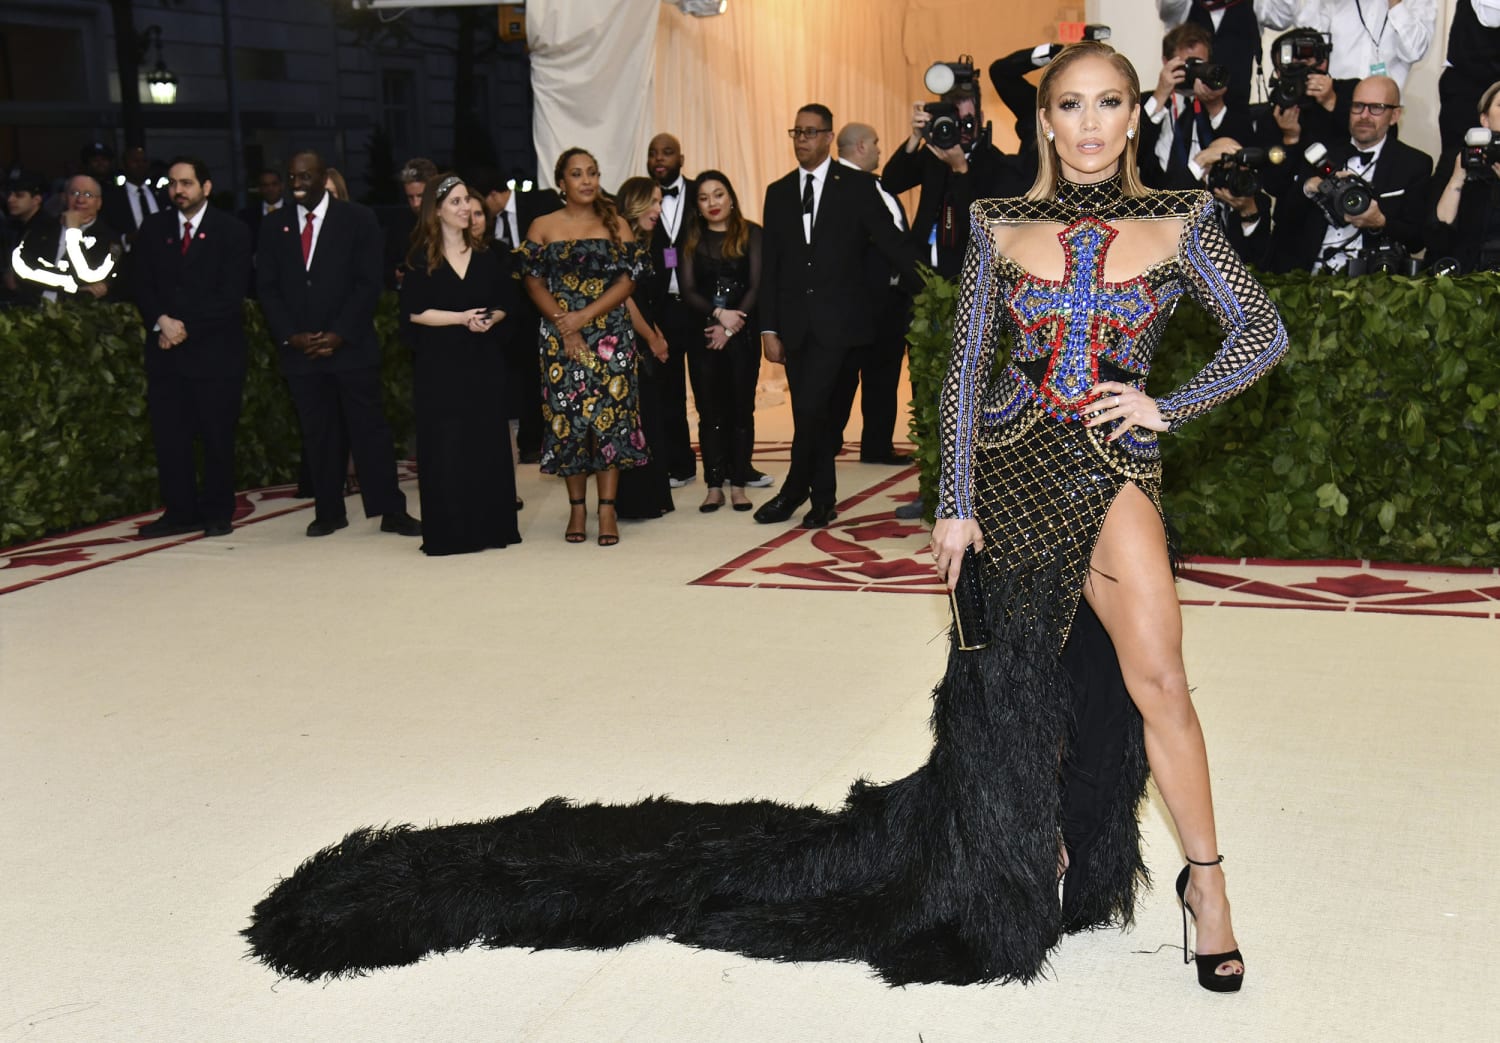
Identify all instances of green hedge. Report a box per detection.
[906,268,1500,566]
[1,296,411,547]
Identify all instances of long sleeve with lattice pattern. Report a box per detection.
[936,210,1006,520]
[1156,195,1288,430]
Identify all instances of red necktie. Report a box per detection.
[180,221,193,256]
[301,212,315,266]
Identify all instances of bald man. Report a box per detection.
[834,122,913,465]
[645,132,702,486]
[1268,74,1433,274]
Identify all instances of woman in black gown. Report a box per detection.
[401,174,521,556]
[613,176,675,520]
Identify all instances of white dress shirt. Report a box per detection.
[800,155,833,244]
[1144,94,1229,182]
[262,200,282,217]
[297,192,331,269]
[1259,0,1437,87]
[127,181,159,230]
[660,174,686,294]
[1312,134,1386,271]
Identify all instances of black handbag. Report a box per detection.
[947,545,989,651]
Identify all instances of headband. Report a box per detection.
[435,176,462,201]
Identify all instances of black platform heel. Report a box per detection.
[1175,855,1244,993]
[564,497,587,543]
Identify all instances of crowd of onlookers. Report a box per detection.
[6,0,1500,551]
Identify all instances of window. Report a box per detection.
[381,69,416,157]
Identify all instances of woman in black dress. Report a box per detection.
[679,170,762,512]
[613,176,675,520]
[401,174,522,556]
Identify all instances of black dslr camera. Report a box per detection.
[1267,28,1332,108]
[1347,238,1418,276]
[1303,143,1374,222]
[1206,146,1285,197]
[1180,56,1229,93]
[1462,127,1500,170]
[922,55,990,151]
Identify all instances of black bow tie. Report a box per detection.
[661,185,679,198]
[1352,150,1376,167]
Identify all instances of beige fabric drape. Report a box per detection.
[651,0,1074,221]
[527,0,661,198]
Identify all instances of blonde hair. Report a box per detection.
[1026,41,1149,201]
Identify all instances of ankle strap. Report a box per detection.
[1186,855,1224,867]
[569,497,587,505]
[598,498,616,505]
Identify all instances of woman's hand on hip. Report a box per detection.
[931,518,984,590]
[1086,381,1167,441]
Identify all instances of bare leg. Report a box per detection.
[595,467,619,545]
[564,473,588,541]
[1082,483,1243,980]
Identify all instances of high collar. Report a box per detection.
[1055,172,1125,214]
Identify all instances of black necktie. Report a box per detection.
[498,214,513,246]
[137,185,152,213]
[661,184,679,198]
[802,173,815,216]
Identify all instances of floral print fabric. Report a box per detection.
[520,237,651,476]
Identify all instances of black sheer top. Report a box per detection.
[679,223,763,327]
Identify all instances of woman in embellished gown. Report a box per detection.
[519,148,650,545]
[245,44,1285,991]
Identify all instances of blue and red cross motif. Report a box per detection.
[1007,217,1158,419]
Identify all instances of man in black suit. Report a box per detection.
[102,145,165,246]
[1138,23,1257,191]
[644,132,703,486]
[132,157,252,538]
[833,122,914,466]
[1268,75,1433,274]
[258,150,419,538]
[24,175,123,304]
[238,168,286,252]
[755,104,917,529]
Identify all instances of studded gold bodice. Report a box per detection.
[936,176,1288,520]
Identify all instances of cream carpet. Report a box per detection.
[2,382,1496,1043]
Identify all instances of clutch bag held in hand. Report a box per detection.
[948,545,990,651]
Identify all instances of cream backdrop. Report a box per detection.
[527,0,661,200]
[649,0,1079,222]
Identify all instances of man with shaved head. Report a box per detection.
[644,131,703,488]
[1268,74,1433,273]
[834,121,913,466]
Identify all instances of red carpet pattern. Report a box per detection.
[0,462,417,596]
[6,452,1497,617]
[691,463,1500,620]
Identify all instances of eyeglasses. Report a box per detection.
[1349,102,1397,115]
[787,127,831,140]
[68,190,99,199]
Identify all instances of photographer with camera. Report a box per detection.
[1193,137,1280,266]
[1260,0,1436,90]
[882,58,1027,279]
[1427,80,1500,273]
[1256,27,1345,163]
[1140,24,1256,189]
[1268,74,1432,273]
[1158,0,1269,110]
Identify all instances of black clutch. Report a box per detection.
[947,545,989,651]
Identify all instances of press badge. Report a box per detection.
[662,247,678,269]
[1370,62,1387,76]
